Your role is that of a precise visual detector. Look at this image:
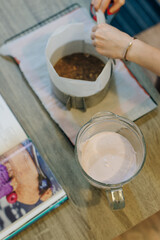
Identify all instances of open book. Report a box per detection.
[0,95,67,240]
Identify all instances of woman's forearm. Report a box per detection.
[126,39,160,76]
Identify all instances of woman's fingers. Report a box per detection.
[92,39,97,47]
[91,32,95,40]
[99,0,111,13]
[108,0,125,14]
[91,24,106,42]
[92,0,125,14]
[92,25,98,33]
[91,31,97,46]
[91,0,101,11]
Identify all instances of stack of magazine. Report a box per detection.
[0,94,67,240]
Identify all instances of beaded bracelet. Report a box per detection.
[123,37,136,61]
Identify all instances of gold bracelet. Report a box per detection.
[123,37,136,61]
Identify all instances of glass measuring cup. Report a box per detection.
[75,112,146,210]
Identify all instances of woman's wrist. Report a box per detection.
[124,38,142,62]
[123,38,160,76]
[123,37,136,61]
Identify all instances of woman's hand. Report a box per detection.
[91,0,125,14]
[91,23,160,76]
[91,23,132,59]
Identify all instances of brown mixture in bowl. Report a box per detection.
[53,53,105,82]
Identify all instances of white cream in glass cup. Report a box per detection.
[75,112,146,210]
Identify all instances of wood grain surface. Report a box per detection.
[114,210,160,240]
[0,1,160,240]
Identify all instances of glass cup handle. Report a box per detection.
[106,188,125,210]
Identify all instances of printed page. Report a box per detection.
[0,95,27,155]
[0,139,67,240]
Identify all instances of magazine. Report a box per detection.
[0,95,67,240]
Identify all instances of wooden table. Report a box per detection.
[0,1,160,239]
